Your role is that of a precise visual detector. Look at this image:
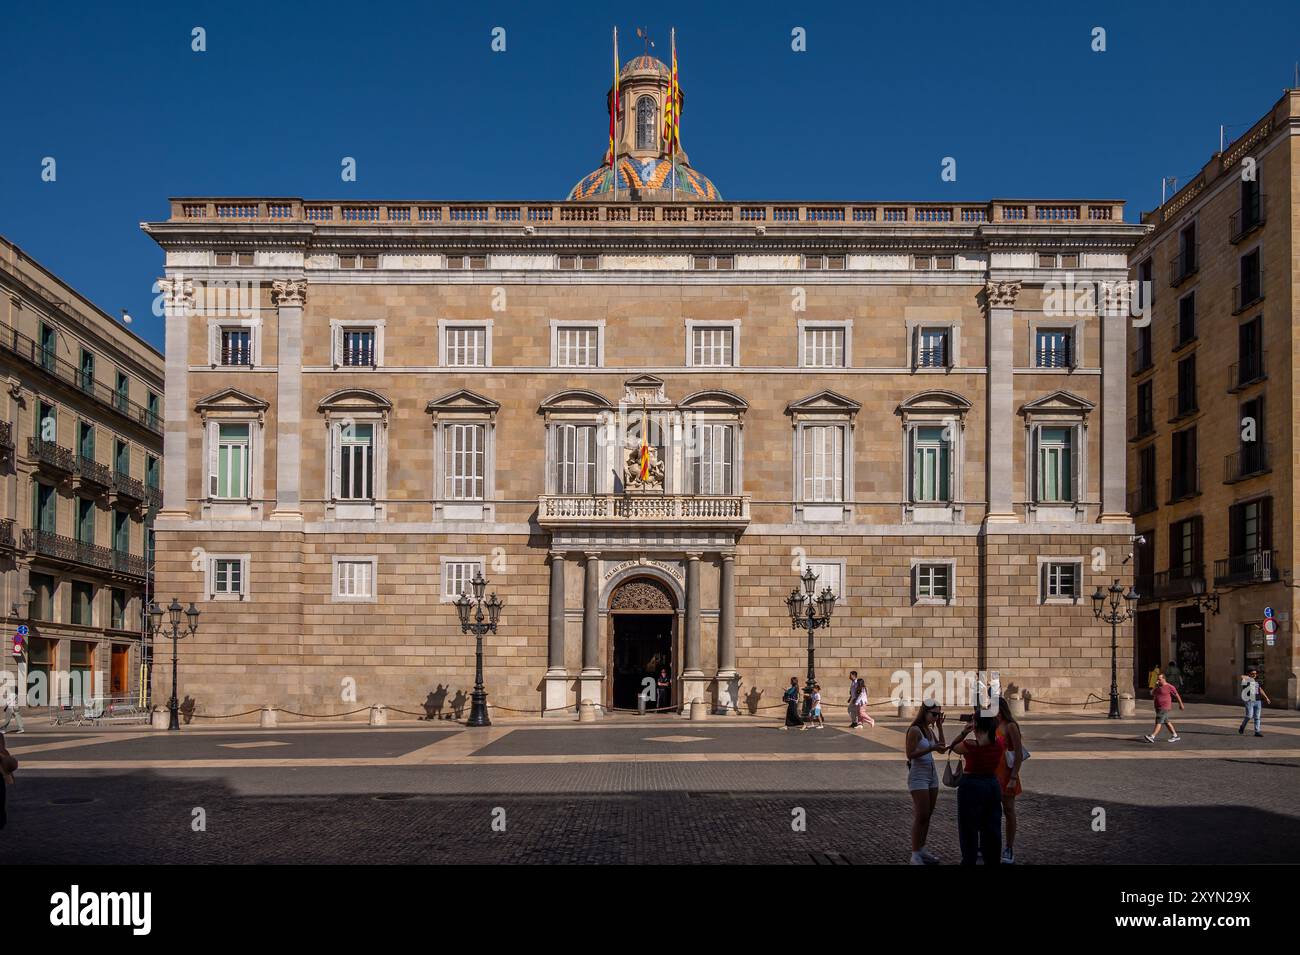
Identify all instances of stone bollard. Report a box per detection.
[369,704,388,727]
[259,706,278,728]
[1006,691,1025,719]
[578,699,597,723]
[689,698,709,721]
[150,707,169,730]
[897,699,919,719]
[1118,692,1136,718]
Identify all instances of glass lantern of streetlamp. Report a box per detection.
[1123,587,1139,607]
[1090,586,1106,615]
[817,586,835,619]
[454,592,473,628]
[801,566,818,596]
[471,570,487,601]
[167,597,183,627]
[185,603,201,633]
[148,601,164,633]
[486,592,503,626]
[785,588,806,621]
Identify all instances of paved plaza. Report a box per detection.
[5,705,1299,865]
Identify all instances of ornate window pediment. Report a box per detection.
[1019,390,1095,419]
[622,374,669,406]
[786,390,861,422]
[679,389,748,415]
[897,390,973,422]
[195,388,269,414]
[426,389,500,422]
[319,388,392,417]
[538,389,613,419]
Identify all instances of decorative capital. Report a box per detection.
[272,279,307,307]
[157,276,195,316]
[983,280,1022,310]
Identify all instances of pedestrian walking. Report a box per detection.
[0,729,16,831]
[1144,672,1184,743]
[847,670,859,727]
[780,677,803,730]
[905,701,946,864]
[0,688,23,734]
[1238,667,1270,737]
[853,678,875,729]
[805,683,824,730]
[948,712,1004,865]
[995,697,1026,864]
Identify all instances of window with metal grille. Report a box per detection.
[916,328,949,368]
[342,329,375,367]
[221,328,251,366]
[1035,330,1073,368]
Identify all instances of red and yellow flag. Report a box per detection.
[609,27,620,170]
[639,402,651,481]
[662,29,680,154]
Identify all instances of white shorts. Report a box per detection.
[907,761,939,791]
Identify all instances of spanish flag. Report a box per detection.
[609,27,619,170]
[662,28,680,154]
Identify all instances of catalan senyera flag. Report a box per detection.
[662,28,680,153]
[609,27,619,170]
[639,417,651,482]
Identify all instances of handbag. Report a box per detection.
[0,749,17,777]
[942,752,963,787]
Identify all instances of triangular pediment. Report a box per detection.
[1020,390,1095,416]
[622,374,669,406]
[425,389,501,414]
[786,389,862,415]
[194,388,269,413]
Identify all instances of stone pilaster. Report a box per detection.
[984,280,1020,523]
[680,551,707,716]
[579,551,603,709]
[714,551,740,714]
[270,280,306,521]
[544,550,569,716]
[158,277,194,520]
[1099,287,1129,522]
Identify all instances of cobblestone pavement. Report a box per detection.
[5,709,1299,864]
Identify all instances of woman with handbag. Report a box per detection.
[947,713,1005,865]
[0,729,17,830]
[904,701,946,864]
[780,677,804,730]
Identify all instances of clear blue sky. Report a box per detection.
[2,0,1298,351]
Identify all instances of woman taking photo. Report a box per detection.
[904,701,945,864]
[996,697,1025,864]
[948,712,1005,865]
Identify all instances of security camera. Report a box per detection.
[1131,534,1146,546]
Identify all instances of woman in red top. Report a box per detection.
[948,713,1005,865]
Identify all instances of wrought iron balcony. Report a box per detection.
[23,529,112,571]
[1168,247,1198,287]
[1214,550,1275,587]
[1127,412,1155,442]
[1166,467,1200,503]
[114,470,146,501]
[0,518,14,551]
[111,549,147,579]
[538,493,750,527]
[1151,564,1204,600]
[1232,270,1265,314]
[1224,443,1270,483]
[27,437,76,474]
[1227,350,1267,392]
[1229,194,1266,243]
[77,456,112,488]
[1167,393,1198,423]
[1130,341,1153,376]
[144,484,163,510]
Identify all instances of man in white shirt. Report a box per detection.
[1238,667,1270,737]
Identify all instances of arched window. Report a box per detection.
[636,96,657,150]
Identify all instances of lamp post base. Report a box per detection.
[1107,692,1121,719]
[467,687,491,727]
[168,696,180,731]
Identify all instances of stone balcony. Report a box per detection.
[538,494,750,529]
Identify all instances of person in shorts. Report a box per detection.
[905,701,946,864]
[1144,672,1184,743]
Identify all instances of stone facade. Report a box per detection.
[1127,89,1300,706]
[0,234,165,709]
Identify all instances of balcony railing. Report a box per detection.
[1228,350,1267,392]
[1,328,162,435]
[1214,550,1275,587]
[0,420,11,453]
[0,518,14,551]
[1166,468,1200,503]
[77,456,112,488]
[111,549,147,579]
[113,470,146,501]
[1224,443,1270,483]
[538,494,750,526]
[915,347,949,369]
[1130,341,1153,375]
[27,437,76,474]
[1229,194,1266,243]
[1167,393,1198,423]
[1168,247,1198,286]
[144,484,163,510]
[1127,486,1157,516]
[1232,270,1265,314]
[1127,413,1155,442]
[23,529,112,571]
[1134,573,1154,602]
[1151,564,1204,600]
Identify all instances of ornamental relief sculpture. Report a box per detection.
[983,280,1021,309]
[608,578,675,612]
[623,442,666,491]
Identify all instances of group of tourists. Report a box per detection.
[1144,663,1271,741]
[779,671,877,732]
[905,697,1025,865]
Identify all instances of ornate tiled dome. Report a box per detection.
[568,156,721,201]
[621,54,669,78]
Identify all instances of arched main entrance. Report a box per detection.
[607,576,677,711]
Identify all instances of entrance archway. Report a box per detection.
[607,577,677,711]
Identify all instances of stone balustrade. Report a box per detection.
[538,494,749,526]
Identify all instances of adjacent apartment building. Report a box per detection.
[141,55,1145,720]
[1128,88,1299,706]
[0,236,165,708]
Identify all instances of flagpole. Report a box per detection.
[612,26,619,203]
[671,27,677,202]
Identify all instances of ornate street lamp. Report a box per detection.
[1091,578,1138,719]
[147,598,199,731]
[454,569,503,728]
[1189,577,1221,616]
[785,565,836,717]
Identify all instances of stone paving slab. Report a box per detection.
[470,724,898,757]
[9,728,463,762]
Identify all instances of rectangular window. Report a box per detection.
[1176,355,1197,415]
[555,424,597,494]
[76,498,95,545]
[1177,293,1196,346]
[556,326,598,367]
[1036,426,1074,502]
[1170,516,1201,575]
[147,392,160,429]
[802,327,845,368]
[35,483,57,533]
[802,425,844,503]
[342,329,376,367]
[444,326,487,367]
[113,509,129,553]
[1035,329,1073,368]
[690,424,734,495]
[443,423,486,500]
[214,423,250,499]
[1042,561,1081,600]
[338,423,374,500]
[916,328,949,368]
[79,421,95,460]
[145,454,160,488]
[1237,248,1261,308]
[39,324,56,372]
[35,400,55,440]
[1171,427,1198,499]
[915,563,952,601]
[1136,381,1153,436]
[335,560,375,599]
[110,588,127,630]
[807,562,843,599]
[115,372,130,411]
[30,573,55,622]
[443,560,484,600]
[79,349,95,392]
[213,558,244,596]
[71,581,94,626]
[220,328,251,366]
[115,439,130,475]
[1237,316,1264,385]
[691,326,734,367]
[911,426,952,503]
